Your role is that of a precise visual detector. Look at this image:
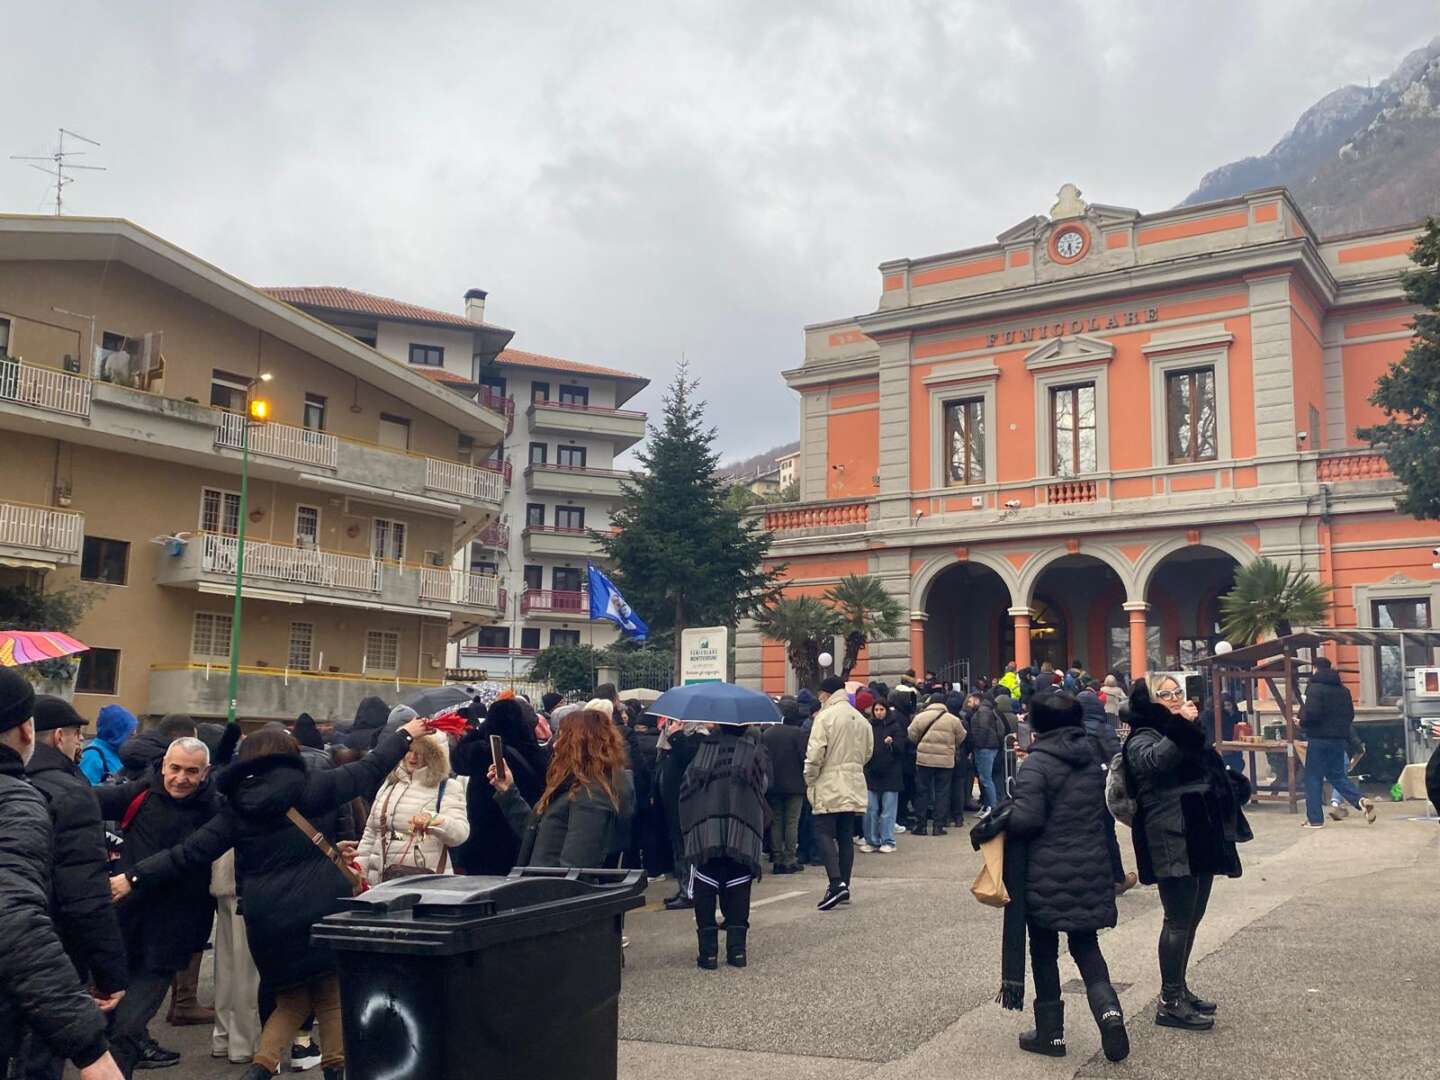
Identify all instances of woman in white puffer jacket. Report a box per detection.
[357,731,470,884]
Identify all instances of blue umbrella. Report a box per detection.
[647,682,783,726]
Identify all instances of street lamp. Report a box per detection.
[225,375,272,725]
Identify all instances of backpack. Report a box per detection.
[1105,745,1137,827]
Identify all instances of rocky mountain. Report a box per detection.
[1183,36,1440,235]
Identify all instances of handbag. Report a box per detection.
[286,809,365,896]
[970,833,1009,907]
[379,779,450,881]
[1106,748,1138,827]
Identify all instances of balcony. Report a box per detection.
[148,663,444,723]
[479,388,515,435]
[1316,450,1392,483]
[0,501,84,567]
[762,499,871,536]
[0,359,92,418]
[473,523,511,550]
[527,399,646,451]
[522,525,600,559]
[216,411,338,468]
[155,532,503,619]
[524,463,628,499]
[422,458,506,505]
[521,589,589,619]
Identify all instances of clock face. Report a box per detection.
[1055,229,1085,260]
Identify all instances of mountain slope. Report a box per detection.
[1183,36,1440,234]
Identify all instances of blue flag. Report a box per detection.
[587,562,649,641]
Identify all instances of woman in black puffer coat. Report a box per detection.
[123,718,429,1079]
[1005,690,1128,1063]
[1124,676,1248,1034]
[451,698,549,875]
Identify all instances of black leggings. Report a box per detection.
[812,811,857,887]
[1029,926,1112,1004]
[692,857,753,931]
[1157,873,1214,993]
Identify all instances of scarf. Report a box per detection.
[678,729,769,877]
[971,802,1028,1010]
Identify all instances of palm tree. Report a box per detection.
[825,574,906,680]
[1218,558,1332,644]
[755,595,843,691]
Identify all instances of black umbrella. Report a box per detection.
[648,682,782,726]
[398,684,474,718]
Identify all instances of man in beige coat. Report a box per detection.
[803,676,873,910]
[908,694,966,836]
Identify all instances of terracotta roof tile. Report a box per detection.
[497,347,645,383]
[262,286,485,331]
[415,368,476,385]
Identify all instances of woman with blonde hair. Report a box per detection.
[488,705,631,868]
[356,731,468,883]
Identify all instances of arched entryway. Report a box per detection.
[1024,554,1130,677]
[1143,544,1242,669]
[923,561,1013,681]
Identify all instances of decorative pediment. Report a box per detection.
[996,215,1048,244]
[1023,333,1115,372]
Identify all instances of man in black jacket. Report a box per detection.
[0,669,123,1080]
[1300,657,1374,827]
[22,697,128,1080]
[96,737,220,1076]
[762,698,810,871]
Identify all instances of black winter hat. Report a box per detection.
[0,667,36,733]
[1029,689,1084,733]
[32,695,85,732]
[819,676,846,695]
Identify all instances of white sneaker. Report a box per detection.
[857,842,876,853]
[1328,802,1349,821]
[895,824,908,834]
[1359,797,1377,824]
[879,843,896,853]
[1300,821,1325,829]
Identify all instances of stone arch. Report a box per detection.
[1133,535,1256,599]
[910,550,1021,613]
[1017,542,1140,607]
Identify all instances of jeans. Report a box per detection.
[254,976,344,1073]
[865,790,898,846]
[1029,925,1112,1003]
[1156,874,1214,995]
[766,793,803,866]
[812,811,857,887]
[913,765,952,825]
[1304,736,1364,824]
[109,970,174,1078]
[973,748,999,808]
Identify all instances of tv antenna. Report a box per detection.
[11,128,106,216]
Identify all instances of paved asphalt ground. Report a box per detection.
[90,798,1437,1079]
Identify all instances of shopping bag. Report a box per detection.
[970,834,1009,908]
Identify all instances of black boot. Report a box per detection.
[1183,985,1218,1014]
[726,926,748,968]
[323,1068,345,1080]
[696,927,719,970]
[932,823,949,836]
[912,820,929,836]
[1156,988,1214,1031]
[1018,1000,1066,1057]
[1087,982,1130,1063]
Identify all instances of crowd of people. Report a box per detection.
[1,649,1430,1078]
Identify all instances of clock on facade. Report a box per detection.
[1053,227,1087,261]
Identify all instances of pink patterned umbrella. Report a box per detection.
[0,630,89,668]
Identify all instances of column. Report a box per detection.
[909,612,927,673]
[1008,606,1032,669]
[1124,601,1150,682]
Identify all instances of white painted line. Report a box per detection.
[751,890,807,909]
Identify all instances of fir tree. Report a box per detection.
[1360,217,1440,519]
[598,363,783,674]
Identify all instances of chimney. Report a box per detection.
[464,288,488,324]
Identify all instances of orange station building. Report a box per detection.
[736,184,1439,728]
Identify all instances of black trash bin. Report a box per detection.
[313,867,647,1080]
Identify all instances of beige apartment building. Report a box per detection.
[0,215,510,722]
[264,287,649,677]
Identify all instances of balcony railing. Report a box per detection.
[526,463,631,481]
[1317,451,1391,482]
[424,458,506,504]
[1046,479,1098,504]
[477,459,513,488]
[0,502,84,556]
[0,360,92,418]
[479,388,515,434]
[474,523,511,549]
[458,645,540,660]
[531,398,645,420]
[214,412,339,468]
[200,533,381,593]
[419,567,503,610]
[521,589,588,615]
[763,500,869,533]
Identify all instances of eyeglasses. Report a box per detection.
[1155,688,1185,701]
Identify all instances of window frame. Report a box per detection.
[550,629,582,648]
[1370,596,1432,705]
[288,622,315,671]
[942,397,985,487]
[476,625,510,649]
[1031,360,1112,480]
[199,486,243,536]
[364,629,401,676]
[210,369,250,412]
[522,564,544,591]
[924,362,1000,490]
[554,505,585,531]
[1143,330,1233,468]
[520,627,541,651]
[190,611,233,662]
[1049,382,1098,477]
[553,566,583,593]
[525,504,545,529]
[1351,580,1440,706]
[529,442,548,466]
[75,646,120,695]
[0,315,11,354]
[1164,366,1219,465]
[303,392,327,431]
[295,504,321,546]
[531,381,550,404]
[80,536,130,585]
[372,518,407,562]
[557,383,589,407]
[407,343,445,367]
[377,413,411,450]
[556,444,587,469]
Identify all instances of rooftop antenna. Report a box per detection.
[11,128,105,215]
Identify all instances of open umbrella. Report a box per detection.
[648,682,782,727]
[397,683,477,718]
[617,687,662,704]
[0,630,89,668]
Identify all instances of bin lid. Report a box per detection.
[313,867,648,955]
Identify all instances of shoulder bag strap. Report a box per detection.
[432,778,451,874]
[286,808,363,894]
[119,788,151,831]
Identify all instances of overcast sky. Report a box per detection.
[3,2,1434,460]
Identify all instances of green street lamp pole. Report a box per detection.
[225,413,250,725]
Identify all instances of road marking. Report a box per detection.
[751,889,807,909]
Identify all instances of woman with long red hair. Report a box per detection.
[489,703,632,868]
